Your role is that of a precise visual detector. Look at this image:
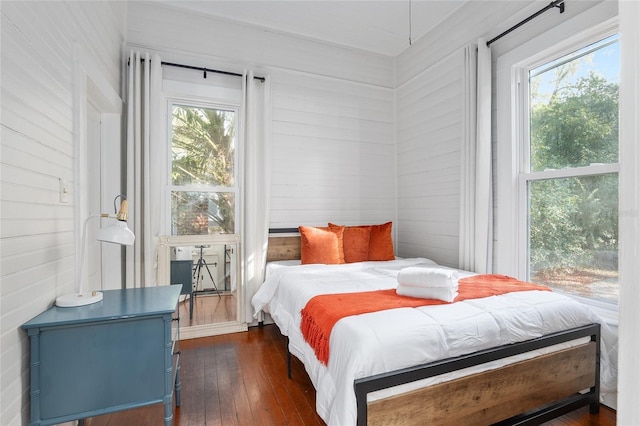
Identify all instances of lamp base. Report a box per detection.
[56,291,104,307]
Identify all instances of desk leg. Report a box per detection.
[164,400,173,426]
[164,314,175,426]
[175,352,181,407]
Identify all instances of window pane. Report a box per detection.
[171,191,235,235]
[528,174,618,303]
[529,35,619,172]
[171,105,235,186]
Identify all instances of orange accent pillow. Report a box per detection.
[329,223,371,263]
[299,225,345,265]
[368,222,395,261]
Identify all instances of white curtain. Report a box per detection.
[242,70,272,323]
[459,44,478,272]
[125,51,164,287]
[459,39,493,273]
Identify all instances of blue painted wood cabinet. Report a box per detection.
[22,285,182,426]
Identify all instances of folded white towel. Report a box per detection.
[396,266,459,288]
[396,283,458,302]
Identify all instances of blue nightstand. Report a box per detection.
[22,285,182,426]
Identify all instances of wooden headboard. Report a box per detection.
[266,228,301,262]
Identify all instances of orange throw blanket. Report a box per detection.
[300,274,549,365]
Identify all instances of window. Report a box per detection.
[521,34,619,303]
[169,103,238,235]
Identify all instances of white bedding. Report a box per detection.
[251,258,616,426]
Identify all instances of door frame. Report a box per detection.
[73,42,123,290]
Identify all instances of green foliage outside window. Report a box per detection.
[530,74,619,171]
[528,38,619,301]
[171,105,236,235]
[529,175,618,270]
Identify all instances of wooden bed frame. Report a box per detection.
[265,232,601,426]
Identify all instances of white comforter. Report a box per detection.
[251,258,616,426]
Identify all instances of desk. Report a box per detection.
[22,285,182,426]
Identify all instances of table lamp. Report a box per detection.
[56,195,135,307]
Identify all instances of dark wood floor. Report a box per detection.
[178,292,237,327]
[86,324,615,425]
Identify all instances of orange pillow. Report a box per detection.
[299,225,345,265]
[368,222,395,261]
[328,223,371,263]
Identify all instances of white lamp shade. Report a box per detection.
[56,195,134,308]
[97,220,135,246]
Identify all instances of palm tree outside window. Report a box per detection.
[170,104,238,235]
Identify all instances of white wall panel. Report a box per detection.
[126,1,393,88]
[393,0,593,87]
[126,3,396,232]
[395,0,606,268]
[395,1,626,411]
[395,50,462,266]
[0,2,125,424]
[395,1,534,86]
[270,71,395,228]
[395,32,466,266]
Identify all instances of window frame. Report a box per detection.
[495,7,619,319]
[516,31,620,289]
[166,97,241,236]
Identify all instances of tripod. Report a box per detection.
[192,245,221,298]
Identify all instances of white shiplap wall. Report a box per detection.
[393,0,604,267]
[395,52,463,266]
[126,2,392,87]
[270,70,395,228]
[126,2,396,231]
[391,1,538,267]
[395,1,534,85]
[0,1,125,424]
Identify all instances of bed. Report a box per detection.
[252,231,615,426]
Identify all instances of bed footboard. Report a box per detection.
[354,323,600,426]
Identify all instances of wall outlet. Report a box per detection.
[59,178,70,203]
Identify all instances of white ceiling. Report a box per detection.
[160,1,471,57]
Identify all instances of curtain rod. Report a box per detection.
[486,0,565,47]
[129,57,265,82]
[161,61,265,82]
